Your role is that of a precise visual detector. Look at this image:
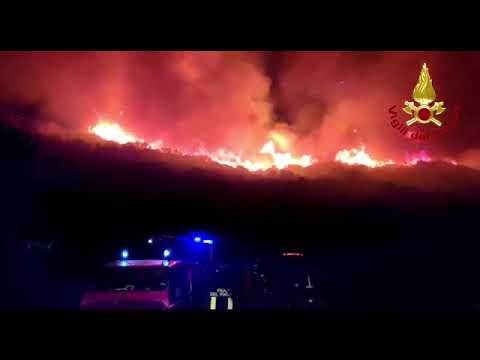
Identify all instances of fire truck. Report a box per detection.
[80,234,235,310]
[80,235,320,310]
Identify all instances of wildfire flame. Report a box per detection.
[335,147,458,168]
[192,139,314,172]
[89,121,142,145]
[335,146,395,168]
[88,120,314,172]
[88,120,458,172]
[260,140,314,170]
[193,148,270,172]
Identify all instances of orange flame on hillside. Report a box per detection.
[89,121,142,145]
[88,120,458,171]
[335,146,395,168]
[193,140,314,172]
[335,147,458,168]
[88,120,315,172]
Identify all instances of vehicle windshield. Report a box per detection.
[94,267,169,291]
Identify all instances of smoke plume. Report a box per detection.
[1,51,479,162]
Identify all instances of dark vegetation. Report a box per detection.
[3,117,480,310]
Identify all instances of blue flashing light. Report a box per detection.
[203,239,213,245]
[194,236,202,243]
[163,260,169,267]
[121,249,129,259]
[163,248,171,258]
[120,260,128,267]
[147,238,153,244]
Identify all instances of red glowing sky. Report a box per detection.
[1,51,479,167]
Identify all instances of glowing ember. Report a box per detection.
[336,148,458,168]
[89,121,141,145]
[194,148,269,172]
[406,151,432,165]
[335,146,395,168]
[147,140,164,150]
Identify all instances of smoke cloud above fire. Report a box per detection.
[1,51,479,164]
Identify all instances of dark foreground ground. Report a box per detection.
[5,238,480,311]
[3,120,480,311]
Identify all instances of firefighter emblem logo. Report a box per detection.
[403,63,446,127]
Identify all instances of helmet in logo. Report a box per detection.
[403,63,446,127]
